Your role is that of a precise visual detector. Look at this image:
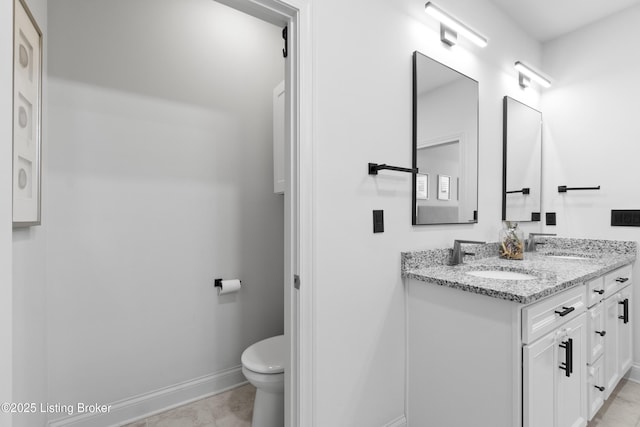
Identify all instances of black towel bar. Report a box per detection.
[506,188,530,195]
[368,162,418,175]
[558,185,600,193]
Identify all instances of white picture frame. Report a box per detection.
[13,0,42,227]
[438,174,451,200]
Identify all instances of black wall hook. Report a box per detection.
[368,162,418,175]
[282,26,288,58]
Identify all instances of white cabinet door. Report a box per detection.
[556,314,587,427]
[524,313,587,427]
[603,294,620,399]
[618,285,632,376]
[524,331,556,427]
[273,81,285,194]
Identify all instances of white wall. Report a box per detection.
[0,0,15,424]
[46,0,284,417]
[11,0,48,425]
[311,0,541,424]
[541,3,640,371]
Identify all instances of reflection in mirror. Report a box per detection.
[412,51,478,225]
[502,96,542,222]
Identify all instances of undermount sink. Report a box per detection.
[466,270,536,280]
[545,255,590,261]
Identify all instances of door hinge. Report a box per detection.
[294,274,300,290]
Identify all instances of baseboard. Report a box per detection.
[625,363,640,384]
[384,414,407,427]
[48,366,246,427]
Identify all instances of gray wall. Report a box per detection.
[11,0,47,425]
[542,3,640,378]
[46,0,284,416]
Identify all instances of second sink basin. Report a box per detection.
[466,270,536,281]
[545,255,590,261]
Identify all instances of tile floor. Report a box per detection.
[123,384,255,427]
[124,379,640,427]
[589,379,640,427]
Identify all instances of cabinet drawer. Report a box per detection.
[588,356,605,421]
[604,265,632,298]
[522,285,586,344]
[587,303,605,364]
[586,276,604,308]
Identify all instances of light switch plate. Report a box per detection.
[373,210,384,233]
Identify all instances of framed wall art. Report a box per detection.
[416,173,429,200]
[13,0,42,227]
[437,174,450,201]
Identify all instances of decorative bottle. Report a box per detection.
[499,221,524,260]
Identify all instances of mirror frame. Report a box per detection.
[501,96,542,222]
[412,51,479,225]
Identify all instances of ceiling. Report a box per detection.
[487,0,640,42]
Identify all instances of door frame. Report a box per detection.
[215,1,313,426]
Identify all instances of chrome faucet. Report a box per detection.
[525,233,557,252]
[449,239,486,265]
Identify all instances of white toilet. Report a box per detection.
[241,335,285,427]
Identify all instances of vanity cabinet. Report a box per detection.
[406,262,633,427]
[522,287,587,427]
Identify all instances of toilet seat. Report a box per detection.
[241,335,285,374]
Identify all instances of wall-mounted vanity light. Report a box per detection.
[424,2,488,48]
[514,61,551,88]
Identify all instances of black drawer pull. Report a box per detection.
[559,338,573,377]
[593,289,604,295]
[595,330,606,337]
[594,385,605,392]
[615,277,629,283]
[555,306,575,317]
[618,299,629,324]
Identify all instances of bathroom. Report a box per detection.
[2,0,640,426]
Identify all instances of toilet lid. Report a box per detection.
[241,335,285,374]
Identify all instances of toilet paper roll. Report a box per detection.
[217,279,242,295]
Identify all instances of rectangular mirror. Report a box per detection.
[412,51,479,225]
[502,96,542,222]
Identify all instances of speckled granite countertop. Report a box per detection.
[402,238,637,304]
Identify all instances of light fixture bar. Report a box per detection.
[425,2,488,48]
[515,61,551,88]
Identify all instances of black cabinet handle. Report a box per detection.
[593,289,604,295]
[619,299,629,324]
[595,330,606,337]
[615,277,629,283]
[559,338,573,377]
[594,385,605,392]
[555,306,575,317]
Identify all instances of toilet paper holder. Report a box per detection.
[214,278,241,288]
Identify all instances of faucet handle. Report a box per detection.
[526,233,557,252]
[450,240,486,266]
